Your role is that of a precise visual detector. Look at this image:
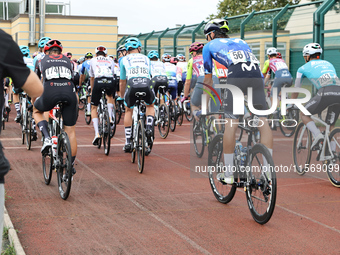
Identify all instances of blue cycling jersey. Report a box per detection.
[203,38,259,74]
[80,59,92,75]
[295,59,339,90]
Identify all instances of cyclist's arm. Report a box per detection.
[291,70,304,99]
[262,59,269,76]
[264,73,271,87]
[21,70,44,99]
[183,59,193,98]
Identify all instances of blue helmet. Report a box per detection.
[38,36,52,48]
[176,54,185,61]
[19,45,30,57]
[125,37,142,51]
[148,50,159,59]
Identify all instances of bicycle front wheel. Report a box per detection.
[137,119,145,173]
[184,102,193,122]
[115,100,122,124]
[208,134,236,204]
[293,122,312,175]
[57,132,72,200]
[169,103,176,132]
[193,118,204,158]
[279,108,299,137]
[26,113,32,150]
[325,128,340,187]
[42,147,53,185]
[176,99,183,126]
[246,143,276,224]
[84,95,91,125]
[158,103,170,139]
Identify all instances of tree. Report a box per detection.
[208,0,301,19]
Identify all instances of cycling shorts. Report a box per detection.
[124,78,155,108]
[91,77,116,106]
[271,69,293,96]
[304,85,340,125]
[34,81,78,126]
[151,76,168,95]
[224,62,267,119]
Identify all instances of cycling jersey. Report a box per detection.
[33,52,45,72]
[120,53,151,81]
[186,55,204,80]
[89,56,115,79]
[80,59,92,75]
[23,56,34,71]
[203,38,259,74]
[150,60,167,77]
[295,59,339,90]
[262,59,269,74]
[177,61,187,82]
[267,58,289,75]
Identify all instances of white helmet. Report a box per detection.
[303,43,322,56]
[95,45,108,55]
[267,47,277,56]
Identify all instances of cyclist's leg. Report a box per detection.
[144,81,156,139]
[91,79,101,143]
[105,78,116,123]
[191,77,203,120]
[12,87,22,121]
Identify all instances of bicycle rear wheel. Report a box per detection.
[176,99,183,126]
[245,143,276,224]
[325,128,340,187]
[158,103,170,139]
[110,105,116,138]
[193,118,204,158]
[42,147,53,185]
[137,119,145,173]
[293,122,312,175]
[169,102,176,132]
[115,100,122,124]
[184,101,193,122]
[279,108,299,137]
[26,113,32,150]
[84,95,91,125]
[103,110,111,156]
[208,134,236,203]
[131,117,136,163]
[57,132,72,200]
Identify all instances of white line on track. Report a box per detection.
[76,159,212,255]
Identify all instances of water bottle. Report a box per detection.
[235,141,243,154]
[241,147,247,166]
[51,136,58,159]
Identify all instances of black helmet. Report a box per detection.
[204,19,229,36]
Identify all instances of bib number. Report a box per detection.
[129,66,149,78]
[249,53,260,64]
[275,62,288,71]
[319,73,333,87]
[230,50,247,64]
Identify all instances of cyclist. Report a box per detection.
[162,54,179,101]
[291,43,340,149]
[176,54,187,97]
[120,37,155,152]
[33,36,51,75]
[79,52,93,116]
[13,46,35,123]
[202,19,273,184]
[148,50,168,104]
[33,39,78,176]
[89,45,117,145]
[117,45,127,61]
[263,47,293,114]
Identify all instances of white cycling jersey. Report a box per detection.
[114,62,120,78]
[89,56,115,79]
[120,53,151,80]
[150,60,166,77]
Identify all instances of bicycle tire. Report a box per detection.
[169,102,176,132]
[208,134,237,204]
[245,143,276,224]
[42,147,53,185]
[184,101,193,122]
[293,122,312,175]
[325,128,340,187]
[176,99,184,126]
[57,132,72,200]
[115,100,122,124]
[84,95,92,125]
[103,110,111,156]
[193,118,204,158]
[131,117,136,163]
[157,103,170,139]
[137,119,145,173]
[26,113,32,150]
[279,108,299,137]
[78,98,86,111]
[110,105,116,138]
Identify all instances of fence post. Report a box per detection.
[158,28,169,57]
[272,4,289,48]
[319,0,337,56]
[144,30,155,55]
[240,10,256,40]
[173,25,185,56]
[192,21,205,43]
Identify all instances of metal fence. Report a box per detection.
[118,0,340,77]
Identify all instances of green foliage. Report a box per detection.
[209,0,301,19]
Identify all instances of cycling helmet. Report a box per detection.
[38,36,52,48]
[84,52,93,58]
[276,52,282,59]
[65,52,72,58]
[44,39,63,53]
[148,50,159,59]
[19,45,30,57]
[176,54,185,62]
[170,57,178,64]
[162,53,171,62]
[78,56,85,63]
[95,45,108,55]
[267,47,277,56]
[303,43,322,56]
[117,45,126,52]
[108,55,114,59]
[125,37,142,51]
[189,42,204,53]
[204,19,229,36]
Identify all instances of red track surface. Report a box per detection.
[2,108,340,254]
